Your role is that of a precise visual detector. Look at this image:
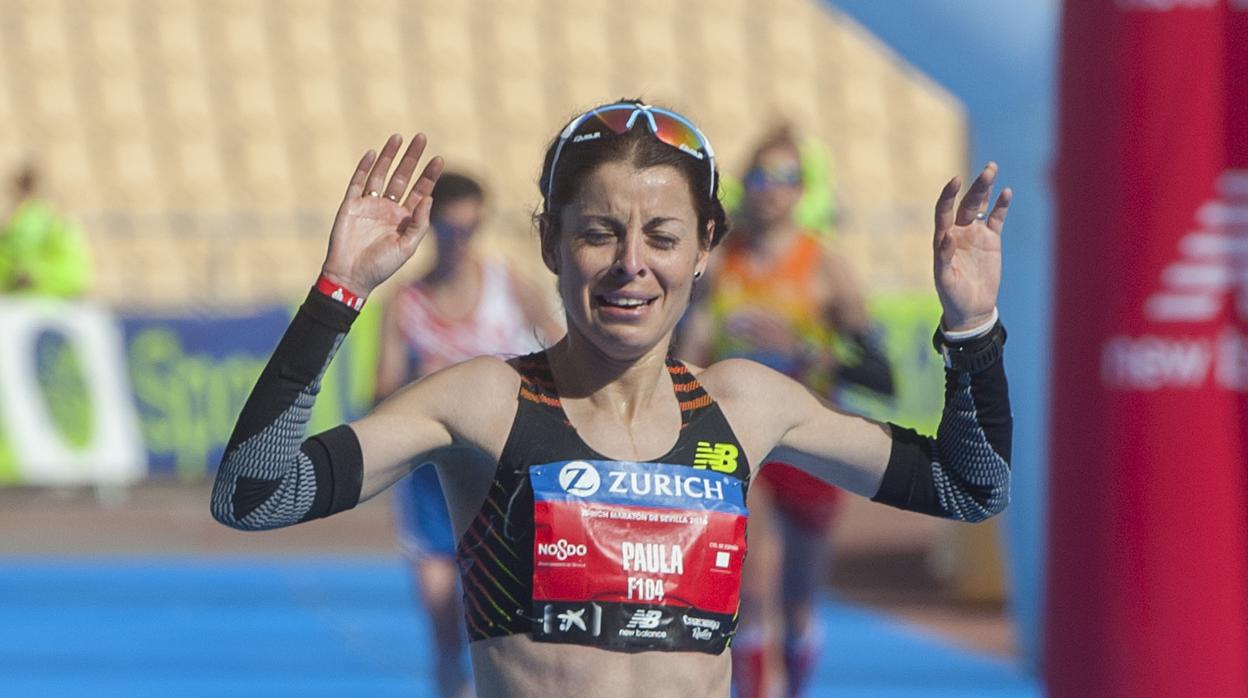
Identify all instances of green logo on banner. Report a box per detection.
[128,328,268,480]
[35,332,95,450]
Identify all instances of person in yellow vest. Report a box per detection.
[0,165,91,298]
[683,126,895,698]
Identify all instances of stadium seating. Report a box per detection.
[0,0,965,308]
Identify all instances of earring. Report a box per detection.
[693,270,703,280]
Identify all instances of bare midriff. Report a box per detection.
[469,634,732,697]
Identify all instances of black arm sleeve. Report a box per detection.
[210,289,365,531]
[835,327,896,397]
[870,323,1011,522]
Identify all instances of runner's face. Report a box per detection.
[745,146,803,230]
[433,197,483,265]
[553,162,708,360]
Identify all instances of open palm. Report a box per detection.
[932,162,1012,331]
[320,133,445,297]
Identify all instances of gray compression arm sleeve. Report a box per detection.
[210,290,364,531]
[870,322,1011,522]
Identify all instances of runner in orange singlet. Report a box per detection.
[684,126,895,697]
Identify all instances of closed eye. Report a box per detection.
[580,229,616,246]
[647,233,680,250]
[643,217,686,250]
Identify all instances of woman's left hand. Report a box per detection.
[932,162,1012,331]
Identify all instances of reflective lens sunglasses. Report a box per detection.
[544,102,718,204]
[744,163,803,190]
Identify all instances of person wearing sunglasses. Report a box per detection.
[211,99,1012,697]
[681,126,897,697]
[374,171,561,698]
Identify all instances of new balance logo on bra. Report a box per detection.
[693,441,739,473]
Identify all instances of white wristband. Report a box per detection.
[941,307,999,342]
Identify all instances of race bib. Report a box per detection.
[529,459,747,653]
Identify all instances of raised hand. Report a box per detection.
[320,133,445,297]
[932,162,1011,331]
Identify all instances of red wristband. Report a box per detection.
[315,274,366,310]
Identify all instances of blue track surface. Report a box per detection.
[0,558,1041,697]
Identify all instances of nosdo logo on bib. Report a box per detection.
[537,538,588,561]
[558,461,601,497]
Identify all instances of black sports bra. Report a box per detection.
[456,351,751,654]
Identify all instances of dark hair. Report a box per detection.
[746,123,801,175]
[538,100,730,250]
[430,172,484,220]
[13,162,38,199]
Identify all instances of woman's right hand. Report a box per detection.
[320,133,444,297]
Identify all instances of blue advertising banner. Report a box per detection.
[121,308,287,479]
[0,299,380,484]
[120,303,380,480]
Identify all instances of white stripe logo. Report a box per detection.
[1144,173,1248,323]
[1101,170,1248,391]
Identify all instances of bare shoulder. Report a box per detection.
[693,357,796,403]
[453,353,523,381]
[694,356,890,489]
[693,358,816,460]
[695,357,821,422]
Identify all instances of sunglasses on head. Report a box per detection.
[545,102,718,204]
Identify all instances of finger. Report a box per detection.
[955,162,998,226]
[344,150,377,200]
[986,187,1013,233]
[933,176,960,246]
[403,155,445,213]
[364,134,403,198]
[384,133,427,203]
[400,193,437,252]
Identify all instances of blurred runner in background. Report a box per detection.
[683,126,895,698]
[374,172,560,698]
[0,164,90,297]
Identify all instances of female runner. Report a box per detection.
[212,99,1012,697]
